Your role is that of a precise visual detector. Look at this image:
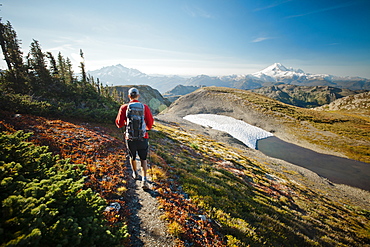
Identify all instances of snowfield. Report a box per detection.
[183,114,273,149]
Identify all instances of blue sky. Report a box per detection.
[1,0,370,78]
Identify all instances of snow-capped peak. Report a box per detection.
[250,63,311,82]
[261,63,289,73]
[256,63,306,75]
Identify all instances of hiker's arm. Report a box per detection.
[144,105,154,130]
[115,105,128,128]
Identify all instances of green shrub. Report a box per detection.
[0,131,126,246]
[0,92,53,116]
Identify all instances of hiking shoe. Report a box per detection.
[132,171,139,180]
[142,180,149,190]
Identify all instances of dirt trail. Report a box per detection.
[124,159,175,247]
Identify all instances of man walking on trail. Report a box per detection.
[115,87,154,190]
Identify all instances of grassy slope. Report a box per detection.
[235,87,370,163]
[1,110,369,246]
[177,87,370,163]
[149,121,370,246]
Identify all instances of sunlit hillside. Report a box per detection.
[160,87,370,163]
[148,120,370,246]
[2,111,369,246]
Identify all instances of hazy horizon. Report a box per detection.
[1,0,370,78]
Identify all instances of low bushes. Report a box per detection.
[0,131,127,246]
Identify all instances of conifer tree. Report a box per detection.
[57,52,67,82]
[97,78,101,95]
[66,57,75,84]
[79,49,87,85]
[0,20,120,122]
[46,51,58,76]
[0,19,29,93]
[27,39,52,93]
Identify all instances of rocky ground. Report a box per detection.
[124,160,175,247]
[314,91,370,111]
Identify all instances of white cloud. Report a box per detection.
[252,37,272,43]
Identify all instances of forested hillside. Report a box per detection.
[0,20,122,123]
[0,19,129,246]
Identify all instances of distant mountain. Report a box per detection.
[182,63,370,91]
[88,64,186,93]
[109,85,171,114]
[251,63,329,82]
[88,63,370,93]
[250,63,370,90]
[163,85,201,102]
[250,84,362,108]
[91,64,147,82]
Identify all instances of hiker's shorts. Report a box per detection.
[126,138,149,160]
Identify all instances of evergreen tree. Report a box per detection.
[0,19,29,93]
[27,39,52,94]
[0,20,120,122]
[97,78,101,95]
[79,49,87,85]
[46,51,58,76]
[66,57,75,84]
[57,52,67,82]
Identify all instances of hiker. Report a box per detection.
[115,87,154,189]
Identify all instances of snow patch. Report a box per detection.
[183,114,273,149]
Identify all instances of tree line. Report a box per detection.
[0,19,122,122]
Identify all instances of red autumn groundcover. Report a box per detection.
[1,111,226,246]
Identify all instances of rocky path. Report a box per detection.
[124,160,175,247]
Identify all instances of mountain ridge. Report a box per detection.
[88,63,370,93]
[250,84,362,108]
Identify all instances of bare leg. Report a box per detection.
[130,158,138,172]
[140,159,148,180]
[141,159,149,189]
[130,158,139,179]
